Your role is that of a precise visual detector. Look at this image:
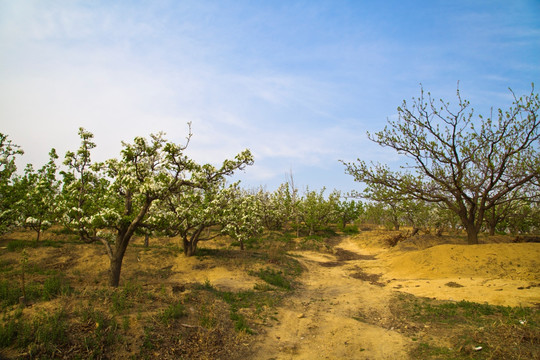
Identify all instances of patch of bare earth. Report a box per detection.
[250,238,412,360]
[250,232,540,359]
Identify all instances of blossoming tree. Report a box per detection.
[62,125,253,286]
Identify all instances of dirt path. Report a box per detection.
[251,237,411,360]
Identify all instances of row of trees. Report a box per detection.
[2,84,538,284]
[1,126,254,286]
[0,128,362,287]
[360,197,540,236]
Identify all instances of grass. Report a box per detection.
[406,297,536,327]
[0,230,301,358]
[341,225,360,235]
[195,280,281,334]
[79,307,121,358]
[0,274,72,308]
[110,281,146,314]
[0,309,68,356]
[393,294,540,359]
[250,268,291,290]
[159,301,187,324]
[6,239,64,251]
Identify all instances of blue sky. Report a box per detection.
[1,0,539,193]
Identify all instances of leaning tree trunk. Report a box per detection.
[109,231,130,287]
[108,221,142,287]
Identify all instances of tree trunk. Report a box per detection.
[109,255,123,287]
[183,238,198,257]
[463,220,480,244]
[109,233,131,287]
[35,219,42,241]
[240,240,244,250]
[144,234,149,247]
[466,229,479,244]
[411,227,419,236]
[459,209,480,245]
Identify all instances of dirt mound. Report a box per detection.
[386,243,540,280]
[379,243,540,306]
[393,234,463,251]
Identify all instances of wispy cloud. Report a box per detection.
[1,0,538,192]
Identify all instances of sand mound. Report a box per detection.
[379,243,540,306]
[387,243,540,280]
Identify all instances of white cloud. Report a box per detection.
[1,0,538,193]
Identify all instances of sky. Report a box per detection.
[1,0,539,194]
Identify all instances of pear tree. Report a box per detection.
[0,133,24,234]
[16,149,60,241]
[62,126,253,286]
[148,180,232,256]
[343,86,539,244]
[220,186,263,250]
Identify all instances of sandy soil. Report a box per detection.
[249,235,540,360]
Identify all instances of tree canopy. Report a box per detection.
[342,85,540,244]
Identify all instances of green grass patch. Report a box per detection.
[250,268,291,290]
[411,342,454,358]
[159,301,187,324]
[42,274,73,300]
[6,239,63,251]
[0,259,16,273]
[195,281,279,334]
[407,298,536,326]
[230,310,253,334]
[0,309,68,356]
[79,307,121,358]
[341,225,359,235]
[395,295,540,359]
[0,274,72,308]
[110,281,147,314]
